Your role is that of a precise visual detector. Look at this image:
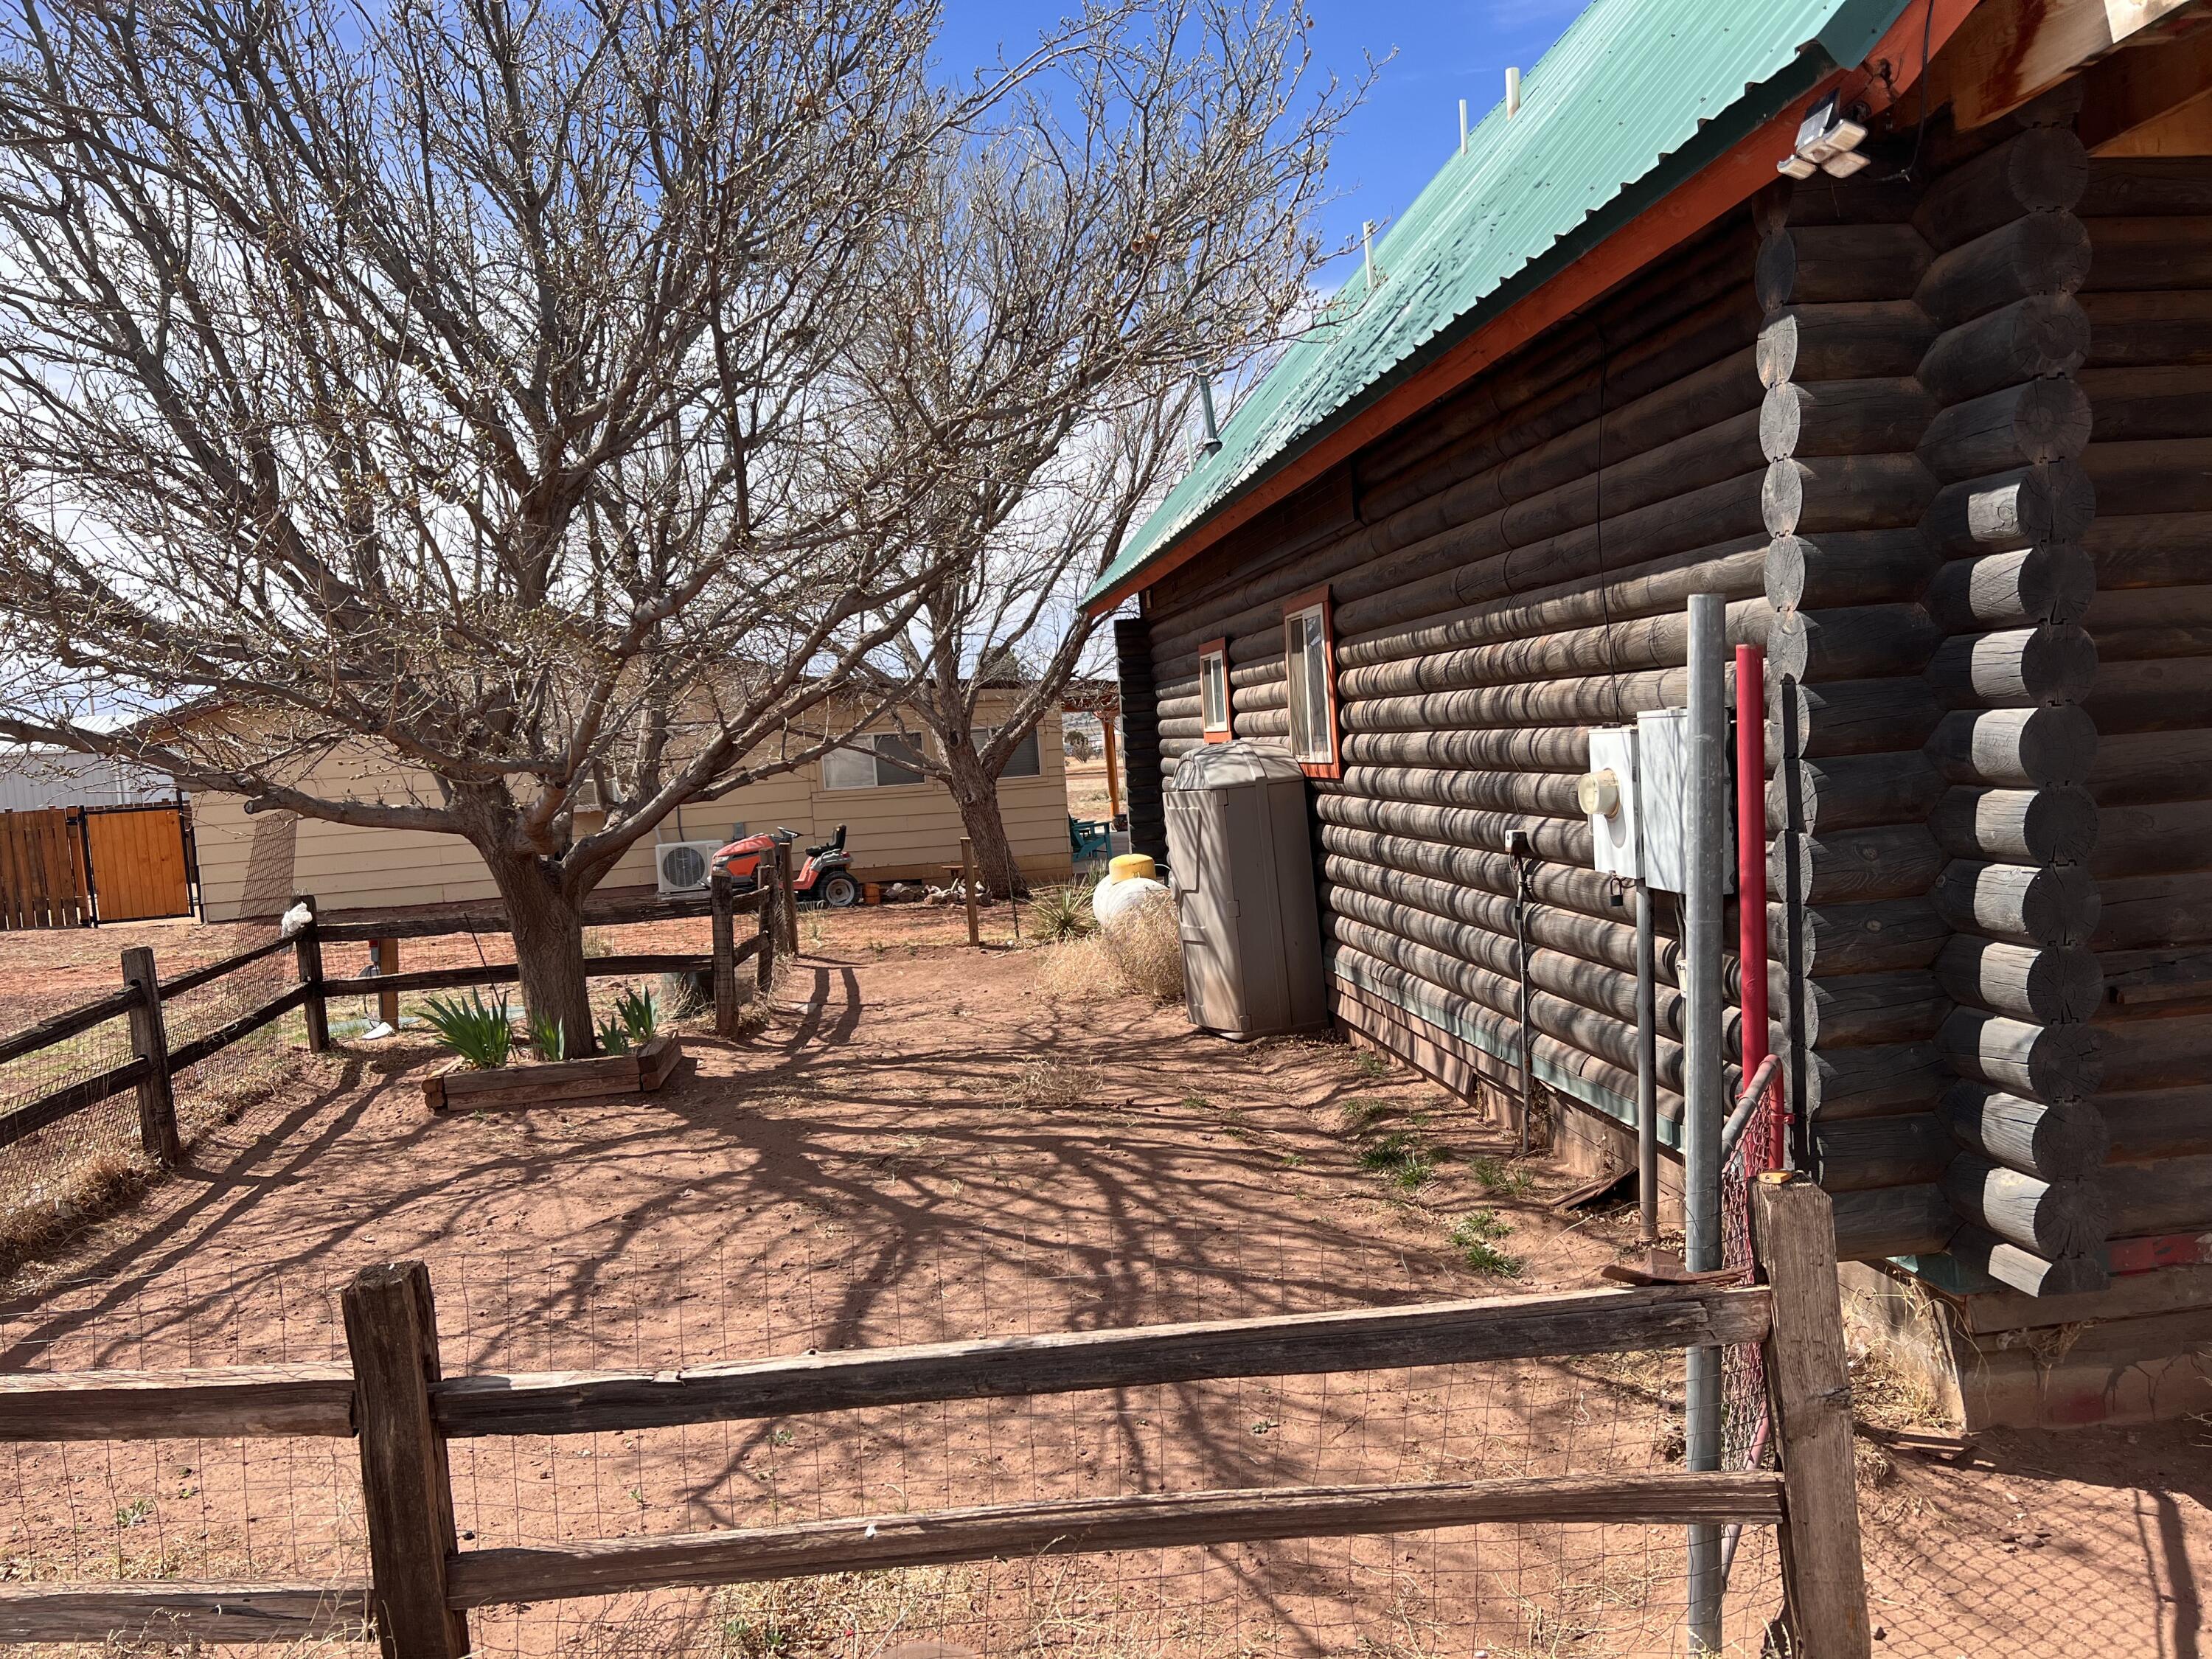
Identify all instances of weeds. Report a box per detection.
[999,1058,1102,1112]
[1352,1049,1391,1081]
[1470,1155,1535,1197]
[1338,1096,1393,1135]
[1357,1130,1434,1192]
[1450,1209,1521,1276]
[580,927,615,959]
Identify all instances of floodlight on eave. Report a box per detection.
[1778,88,1870,180]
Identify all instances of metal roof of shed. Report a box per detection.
[1084,0,1918,611]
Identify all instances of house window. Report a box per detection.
[1283,588,1337,773]
[823,732,927,790]
[972,726,1043,779]
[1199,639,1231,741]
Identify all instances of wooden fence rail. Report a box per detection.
[0,1177,1871,1658]
[0,865,785,1164]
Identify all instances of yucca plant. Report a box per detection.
[1032,882,1096,943]
[423,991,513,1070]
[528,1011,566,1062]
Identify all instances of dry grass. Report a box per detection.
[1037,887,1183,1005]
[0,1150,149,1283]
[997,1057,1105,1112]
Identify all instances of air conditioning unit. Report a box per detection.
[655,840,723,894]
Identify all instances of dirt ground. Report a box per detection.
[0,908,2207,1657]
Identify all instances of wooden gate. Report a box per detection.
[0,808,90,928]
[80,804,195,923]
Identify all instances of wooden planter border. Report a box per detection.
[422,1034,682,1113]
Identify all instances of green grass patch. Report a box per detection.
[1450,1210,1521,1277]
[1351,1049,1391,1080]
[1338,1096,1393,1135]
[1357,1130,1434,1192]
[1469,1155,1535,1197]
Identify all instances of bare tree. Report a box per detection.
[847,0,1358,895]
[0,0,1086,1043]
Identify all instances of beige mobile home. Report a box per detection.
[192,700,1074,920]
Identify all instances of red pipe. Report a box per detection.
[1734,644,1778,1172]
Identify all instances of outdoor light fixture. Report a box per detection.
[1777,91,1869,179]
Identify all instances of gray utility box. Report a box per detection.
[1164,742,1327,1039]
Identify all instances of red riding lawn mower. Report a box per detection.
[713,824,861,908]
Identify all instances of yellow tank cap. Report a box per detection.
[1106,853,1156,883]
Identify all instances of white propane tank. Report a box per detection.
[1092,853,1166,931]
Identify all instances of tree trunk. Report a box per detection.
[483,848,597,1055]
[942,742,1028,899]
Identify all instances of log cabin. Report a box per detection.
[1090,0,2212,1427]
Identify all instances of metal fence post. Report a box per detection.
[118,946,180,1165]
[292,894,329,1052]
[343,1261,469,1659]
[1683,593,1728,1651]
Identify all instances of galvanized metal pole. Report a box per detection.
[1683,592,1728,1652]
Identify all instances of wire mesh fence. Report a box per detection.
[0,922,302,1270]
[0,1217,1785,1658]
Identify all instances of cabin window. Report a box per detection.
[1199,639,1231,740]
[1283,588,1337,773]
[971,725,1043,779]
[823,732,927,790]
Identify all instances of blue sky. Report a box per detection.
[937,0,1590,287]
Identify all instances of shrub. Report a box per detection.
[1096,884,1183,1001]
[614,986,659,1043]
[423,991,513,1069]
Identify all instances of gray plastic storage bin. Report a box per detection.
[1164,742,1327,1038]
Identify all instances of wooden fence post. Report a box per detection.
[711,872,737,1035]
[292,894,329,1052]
[756,849,779,995]
[343,1261,469,1659]
[960,837,980,947]
[1750,1172,1871,1659]
[372,938,400,1029]
[779,843,799,953]
[118,946,181,1165]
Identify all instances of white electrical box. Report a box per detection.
[1585,725,1640,880]
[1635,708,1733,896]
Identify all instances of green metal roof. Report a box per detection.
[1086,0,1915,609]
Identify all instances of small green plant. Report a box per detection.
[1338,1096,1392,1135]
[1033,881,1097,942]
[114,1497,153,1528]
[1279,1151,1307,1169]
[1180,1093,1211,1111]
[613,985,659,1043]
[422,990,513,1069]
[1357,1130,1434,1192]
[1450,1210,1521,1276]
[597,1015,632,1055]
[1352,1049,1391,1081]
[528,1010,567,1062]
[1470,1155,1535,1197]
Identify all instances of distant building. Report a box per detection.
[0,748,173,813]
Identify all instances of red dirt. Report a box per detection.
[0,912,2205,1656]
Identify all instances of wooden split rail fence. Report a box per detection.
[0,1178,1872,1658]
[0,858,794,1166]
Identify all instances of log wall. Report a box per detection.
[2073,146,2212,1245]
[1112,83,2212,1293]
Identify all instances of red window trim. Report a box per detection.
[1282,585,1341,780]
[1198,638,1234,742]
